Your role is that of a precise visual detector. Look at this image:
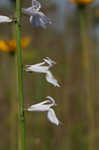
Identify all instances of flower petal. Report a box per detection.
[25,61,49,73]
[30,15,40,27]
[47,108,60,126]
[46,96,56,105]
[0,15,12,23]
[24,7,38,16]
[45,71,60,87]
[29,11,51,29]
[43,57,56,67]
[32,0,41,10]
[38,12,52,25]
[27,100,51,112]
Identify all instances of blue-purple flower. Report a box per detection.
[24,0,52,29]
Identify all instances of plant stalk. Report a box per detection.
[78,5,95,150]
[16,0,26,150]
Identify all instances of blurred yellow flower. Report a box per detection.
[96,9,99,18]
[0,37,31,52]
[0,40,9,52]
[69,0,93,4]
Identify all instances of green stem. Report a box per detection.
[16,0,26,150]
[78,5,95,150]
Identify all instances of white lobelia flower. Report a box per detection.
[27,96,61,126]
[25,57,60,87]
[0,15,12,23]
[23,0,52,29]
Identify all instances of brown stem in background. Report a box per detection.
[78,5,95,150]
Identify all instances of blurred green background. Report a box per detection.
[0,0,99,150]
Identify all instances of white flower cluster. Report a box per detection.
[25,57,62,126]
